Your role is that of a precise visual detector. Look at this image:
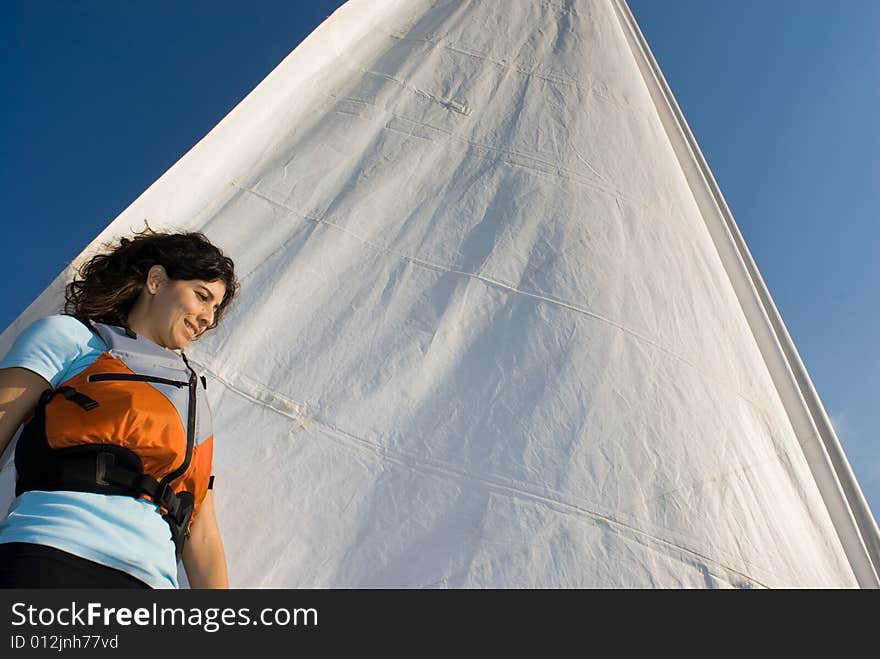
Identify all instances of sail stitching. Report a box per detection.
[330,93,641,206]
[360,69,471,115]
[203,361,771,588]
[384,33,633,113]
[236,182,768,413]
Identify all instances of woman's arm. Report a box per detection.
[181,490,229,588]
[0,367,50,457]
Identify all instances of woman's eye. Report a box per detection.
[197,292,207,301]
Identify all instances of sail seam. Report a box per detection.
[236,182,772,415]
[200,360,773,588]
[384,33,633,113]
[330,94,640,205]
[360,69,471,115]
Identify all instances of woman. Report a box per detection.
[0,229,238,588]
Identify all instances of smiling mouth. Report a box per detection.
[184,319,198,338]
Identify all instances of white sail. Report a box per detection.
[2,0,877,587]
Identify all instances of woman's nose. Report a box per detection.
[197,307,215,329]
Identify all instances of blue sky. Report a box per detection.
[2,1,877,522]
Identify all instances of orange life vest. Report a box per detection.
[14,319,214,557]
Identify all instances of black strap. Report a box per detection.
[87,451,195,557]
[16,447,194,558]
[55,386,99,411]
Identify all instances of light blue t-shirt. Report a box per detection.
[0,315,179,588]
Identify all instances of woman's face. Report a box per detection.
[133,266,227,350]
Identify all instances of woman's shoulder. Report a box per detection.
[21,314,97,344]
[27,313,89,329]
[0,315,106,387]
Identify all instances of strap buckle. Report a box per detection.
[153,481,183,522]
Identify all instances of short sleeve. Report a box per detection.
[0,315,102,388]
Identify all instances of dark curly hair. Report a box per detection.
[65,227,239,332]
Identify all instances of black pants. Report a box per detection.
[0,542,151,588]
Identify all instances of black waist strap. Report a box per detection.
[16,447,194,558]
